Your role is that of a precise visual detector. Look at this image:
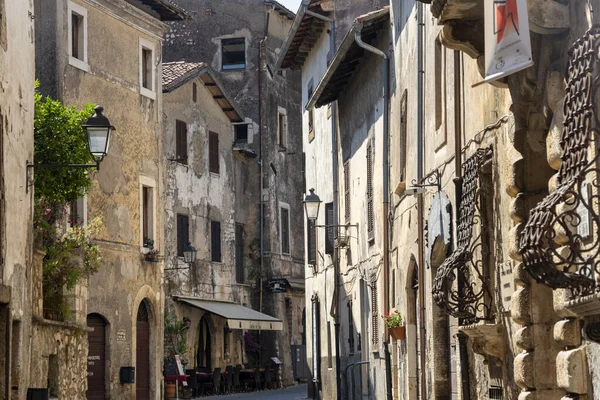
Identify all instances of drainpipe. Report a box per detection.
[257,9,270,367]
[305,8,341,400]
[354,31,392,400]
[416,3,427,399]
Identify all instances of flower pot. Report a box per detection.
[389,326,406,341]
[165,382,176,399]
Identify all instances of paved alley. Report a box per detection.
[197,384,308,400]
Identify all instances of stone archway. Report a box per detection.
[405,256,420,400]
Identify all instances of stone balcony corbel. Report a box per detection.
[459,322,505,364]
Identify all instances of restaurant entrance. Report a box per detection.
[197,316,211,369]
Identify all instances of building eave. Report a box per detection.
[307,7,390,109]
[275,0,333,70]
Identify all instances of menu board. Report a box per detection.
[175,355,188,386]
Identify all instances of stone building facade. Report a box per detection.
[162,0,305,386]
[161,61,265,370]
[284,0,600,399]
[0,1,36,399]
[34,0,183,398]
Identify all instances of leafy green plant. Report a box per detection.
[164,308,189,358]
[382,309,403,328]
[33,81,95,205]
[41,217,103,302]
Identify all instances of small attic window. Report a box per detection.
[222,38,246,70]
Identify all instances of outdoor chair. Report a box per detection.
[233,366,241,393]
[253,367,262,390]
[199,367,221,395]
[185,369,198,397]
[224,365,233,393]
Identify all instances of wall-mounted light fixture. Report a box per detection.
[165,242,198,271]
[303,188,358,229]
[26,105,115,191]
[397,170,441,197]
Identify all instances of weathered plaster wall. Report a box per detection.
[35,0,169,399]
[0,1,36,399]
[260,7,305,387]
[163,79,238,301]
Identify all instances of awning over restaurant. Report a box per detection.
[175,296,283,331]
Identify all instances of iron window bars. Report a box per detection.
[519,26,600,297]
[432,147,494,324]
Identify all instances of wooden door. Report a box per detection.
[136,302,150,400]
[87,314,106,400]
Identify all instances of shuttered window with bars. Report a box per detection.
[307,218,316,266]
[176,120,188,165]
[211,220,221,262]
[366,142,374,242]
[325,202,334,255]
[209,131,219,174]
[371,285,378,345]
[176,214,189,257]
[280,205,290,255]
[344,161,350,223]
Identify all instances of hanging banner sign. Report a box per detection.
[483,0,533,83]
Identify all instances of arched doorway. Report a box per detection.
[406,259,421,400]
[87,314,107,400]
[136,301,150,400]
[197,315,211,369]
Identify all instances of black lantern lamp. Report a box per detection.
[82,105,115,163]
[183,241,197,265]
[303,188,322,221]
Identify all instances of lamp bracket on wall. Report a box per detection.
[410,169,441,191]
[26,160,100,194]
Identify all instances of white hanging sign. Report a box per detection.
[483,0,533,83]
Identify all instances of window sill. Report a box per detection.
[140,87,156,100]
[209,172,220,177]
[69,56,89,72]
[222,66,246,72]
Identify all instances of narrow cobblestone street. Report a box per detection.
[196,384,307,400]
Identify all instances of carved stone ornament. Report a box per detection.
[459,323,505,364]
[432,147,494,324]
[519,26,600,297]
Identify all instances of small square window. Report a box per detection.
[175,120,188,164]
[211,220,221,262]
[279,202,290,255]
[68,1,88,71]
[222,38,246,70]
[140,177,156,250]
[177,214,190,257]
[209,131,219,174]
[234,124,248,143]
[278,108,287,148]
[139,38,156,99]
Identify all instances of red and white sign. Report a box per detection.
[484,0,533,83]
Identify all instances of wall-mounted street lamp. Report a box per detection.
[26,105,115,191]
[397,169,441,197]
[165,242,198,271]
[303,188,358,230]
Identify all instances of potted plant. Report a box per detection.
[382,309,405,341]
[144,249,161,262]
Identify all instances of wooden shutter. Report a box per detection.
[211,220,221,262]
[347,300,354,354]
[371,286,379,345]
[235,224,244,283]
[177,214,189,256]
[209,132,219,174]
[344,162,350,223]
[307,218,316,265]
[325,202,334,255]
[400,90,408,182]
[281,207,290,254]
[176,120,188,164]
[367,142,374,240]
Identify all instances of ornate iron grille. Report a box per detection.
[519,26,600,296]
[432,147,494,324]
